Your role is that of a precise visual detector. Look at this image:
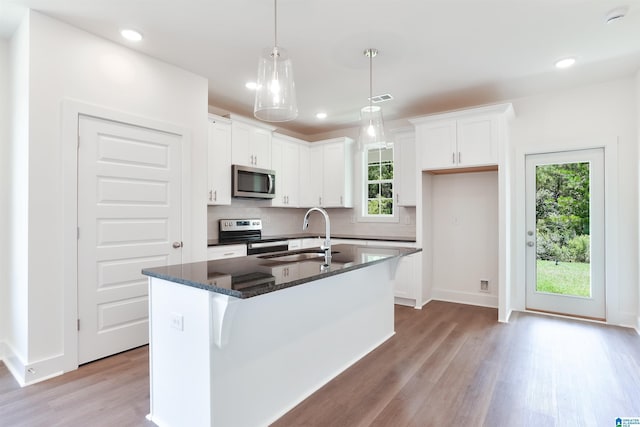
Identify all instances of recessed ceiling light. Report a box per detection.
[121,29,143,42]
[316,112,327,120]
[245,82,259,90]
[605,6,628,24]
[555,57,576,69]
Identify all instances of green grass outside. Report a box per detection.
[536,259,590,297]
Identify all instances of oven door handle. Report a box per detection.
[247,241,289,250]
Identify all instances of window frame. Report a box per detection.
[359,143,399,223]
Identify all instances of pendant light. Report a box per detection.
[254,0,298,122]
[359,48,387,149]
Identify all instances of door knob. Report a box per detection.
[172,241,183,249]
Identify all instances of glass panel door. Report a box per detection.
[525,149,605,320]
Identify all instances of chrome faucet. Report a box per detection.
[303,207,331,266]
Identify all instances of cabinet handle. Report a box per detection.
[452,152,455,164]
[340,196,343,205]
[319,196,322,206]
[254,155,258,165]
[458,152,461,164]
[214,190,217,201]
[396,193,399,203]
[224,252,234,256]
[209,190,213,201]
[250,154,254,165]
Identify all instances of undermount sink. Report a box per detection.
[258,249,340,263]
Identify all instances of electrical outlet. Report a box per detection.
[170,312,184,331]
[480,280,489,293]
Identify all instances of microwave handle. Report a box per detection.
[267,174,274,194]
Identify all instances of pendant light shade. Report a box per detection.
[254,0,298,122]
[359,105,386,147]
[359,48,388,149]
[254,46,298,122]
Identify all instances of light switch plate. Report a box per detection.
[170,312,184,331]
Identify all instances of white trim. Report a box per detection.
[61,99,192,373]
[513,137,619,324]
[409,102,514,125]
[636,316,640,335]
[358,143,400,223]
[0,342,61,386]
[431,288,499,308]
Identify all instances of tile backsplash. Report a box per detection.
[207,200,416,240]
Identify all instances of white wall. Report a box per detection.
[0,36,9,351]
[430,171,499,307]
[4,16,30,373]
[510,77,638,327]
[6,11,208,383]
[637,69,640,333]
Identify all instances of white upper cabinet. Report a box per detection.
[302,137,353,208]
[271,134,301,208]
[411,104,514,172]
[207,114,232,205]
[322,139,353,207]
[393,130,417,206]
[229,115,274,169]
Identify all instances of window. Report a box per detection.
[364,146,394,217]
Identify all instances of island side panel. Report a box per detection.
[148,278,213,427]
[210,261,395,427]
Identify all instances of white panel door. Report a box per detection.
[78,115,182,364]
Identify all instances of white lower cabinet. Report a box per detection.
[207,244,247,261]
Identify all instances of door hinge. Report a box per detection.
[77,319,80,331]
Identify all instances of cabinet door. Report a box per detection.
[419,121,457,170]
[231,121,252,166]
[298,144,314,207]
[207,119,232,205]
[270,137,285,207]
[456,116,498,167]
[308,144,324,206]
[393,253,416,299]
[282,141,299,207]
[251,128,272,169]
[322,142,346,207]
[394,132,416,206]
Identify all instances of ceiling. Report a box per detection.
[2,0,640,136]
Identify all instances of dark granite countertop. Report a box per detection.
[207,233,416,247]
[143,244,421,299]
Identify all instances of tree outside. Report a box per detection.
[535,162,591,295]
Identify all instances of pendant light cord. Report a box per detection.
[369,49,373,111]
[274,0,278,48]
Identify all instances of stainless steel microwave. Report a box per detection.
[232,164,276,199]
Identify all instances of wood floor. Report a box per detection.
[1,301,639,426]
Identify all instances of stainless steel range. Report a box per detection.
[219,219,289,255]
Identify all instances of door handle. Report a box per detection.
[527,241,534,247]
[172,241,183,249]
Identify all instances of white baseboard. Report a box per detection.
[1,343,64,387]
[431,288,499,308]
[394,297,421,309]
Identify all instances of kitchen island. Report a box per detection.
[142,243,420,427]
